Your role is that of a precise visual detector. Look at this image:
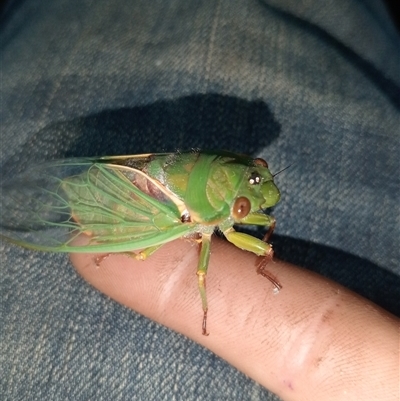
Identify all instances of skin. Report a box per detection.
[71,238,399,401]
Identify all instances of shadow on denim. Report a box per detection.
[272,235,400,317]
[1,94,280,176]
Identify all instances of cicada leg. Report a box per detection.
[223,222,281,292]
[261,220,276,244]
[256,256,282,293]
[196,233,212,336]
[94,245,163,266]
[95,253,111,266]
[135,244,164,261]
[255,219,281,291]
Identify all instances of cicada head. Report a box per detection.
[228,156,280,222]
[250,158,280,209]
[259,179,280,209]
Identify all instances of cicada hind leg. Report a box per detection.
[196,233,212,336]
[94,245,163,266]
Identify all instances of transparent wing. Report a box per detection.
[1,158,193,252]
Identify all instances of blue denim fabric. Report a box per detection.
[1,0,399,400]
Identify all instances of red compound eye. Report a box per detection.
[253,158,268,168]
[232,196,251,219]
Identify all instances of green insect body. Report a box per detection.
[1,151,281,335]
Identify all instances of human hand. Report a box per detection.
[70,238,399,401]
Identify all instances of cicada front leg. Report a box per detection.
[260,219,276,244]
[255,220,281,292]
[224,214,281,292]
[256,257,282,294]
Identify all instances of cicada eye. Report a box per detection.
[253,158,268,168]
[248,172,261,185]
[232,196,251,219]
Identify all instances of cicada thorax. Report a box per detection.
[164,153,245,225]
[143,152,269,226]
[127,153,218,225]
[115,152,276,227]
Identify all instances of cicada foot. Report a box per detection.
[94,245,163,266]
[256,249,282,293]
[95,253,111,266]
[135,245,163,261]
[197,269,210,336]
[202,309,209,336]
[95,252,131,266]
[196,234,212,336]
[135,252,146,261]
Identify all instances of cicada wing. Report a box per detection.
[1,159,193,252]
[1,160,91,250]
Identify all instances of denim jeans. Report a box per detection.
[1,0,399,400]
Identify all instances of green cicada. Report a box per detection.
[1,151,281,334]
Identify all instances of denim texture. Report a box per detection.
[1,0,399,400]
